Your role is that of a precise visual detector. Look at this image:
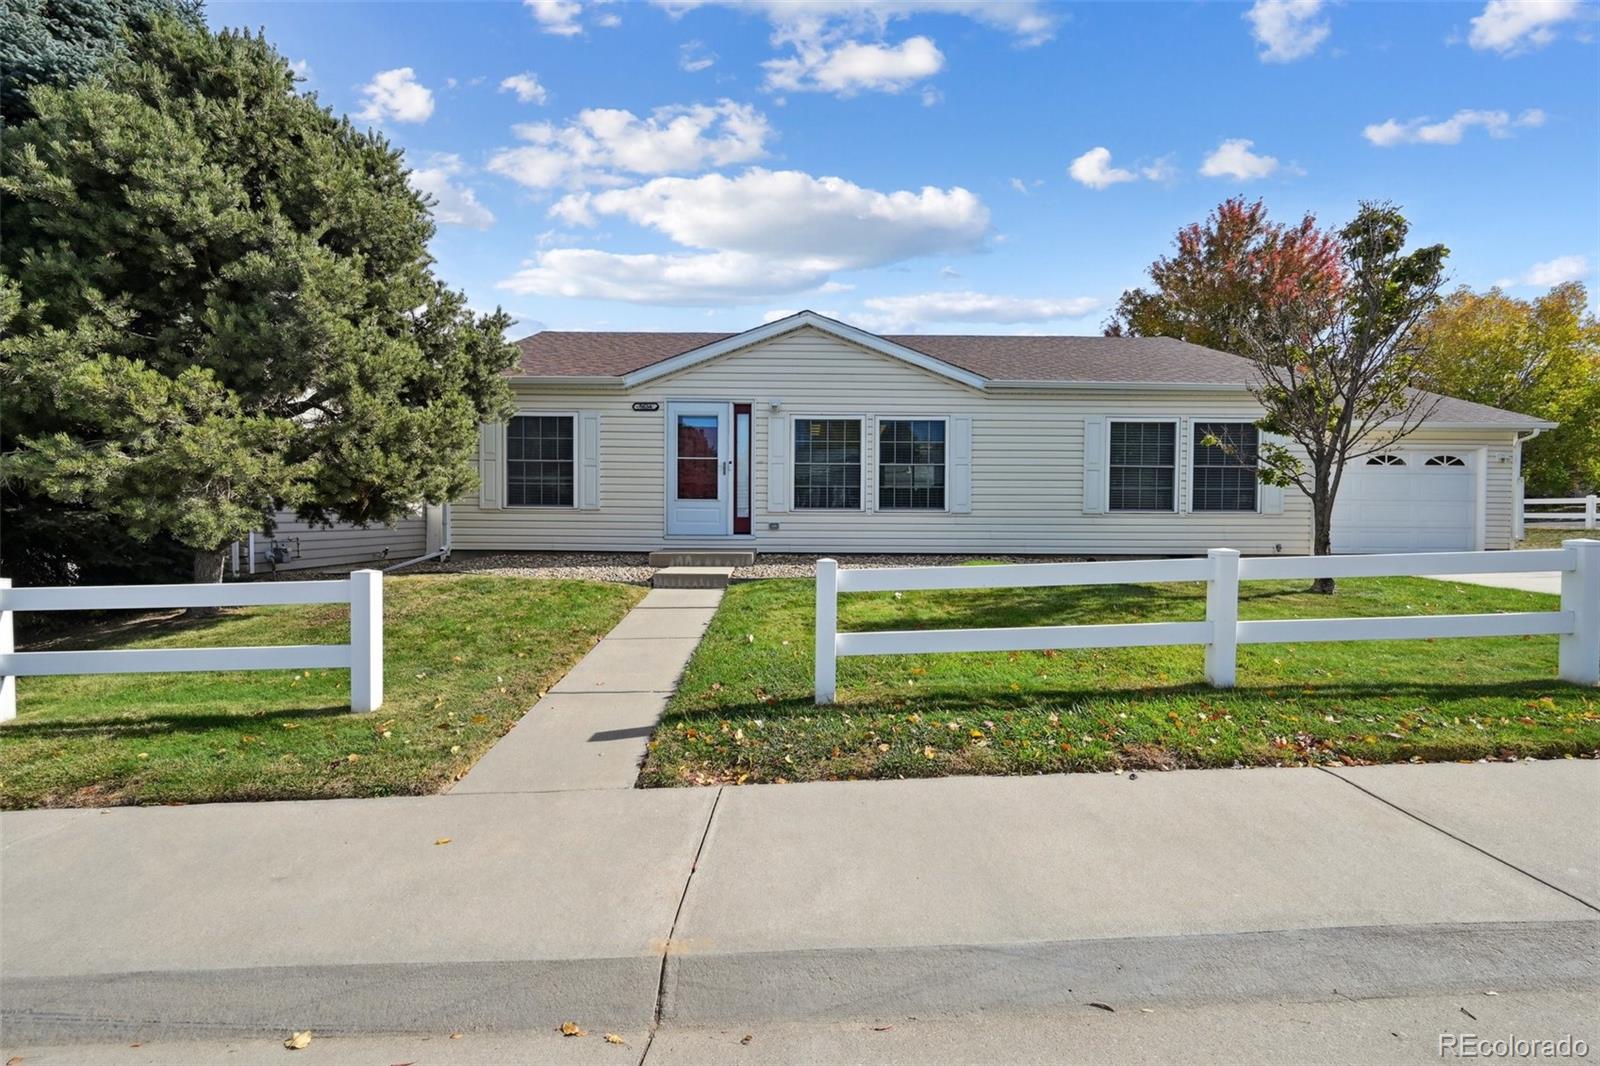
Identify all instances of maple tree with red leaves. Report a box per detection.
[1111,199,1449,591]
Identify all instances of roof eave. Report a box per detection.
[505,375,626,388]
[985,379,1254,391]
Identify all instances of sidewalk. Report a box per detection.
[450,587,722,793]
[4,760,1596,1050]
[1424,571,1561,594]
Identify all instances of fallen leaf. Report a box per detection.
[559,1022,588,1037]
[603,1033,626,1045]
[346,753,361,763]
[434,837,452,846]
[1139,1008,1154,1014]
[285,1031,313,1050]
[1087,1002,1115,1013]
[871,1024,894,1032]
[450,1032,463,1039]
[740,1034,753,1045]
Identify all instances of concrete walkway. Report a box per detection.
[451,587,721,793]
[1424,571,1562,594]
[3,761,1596,1053]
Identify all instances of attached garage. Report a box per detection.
[1332,449,1482,554]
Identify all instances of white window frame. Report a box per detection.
[505,409,578,510]
[1106,417,1181,514]
[790,414,868,513]
[1188,418,1263,515]
[875,415,953,514]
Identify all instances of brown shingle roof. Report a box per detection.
[512,329,1255,384]
[509,323,1549,428]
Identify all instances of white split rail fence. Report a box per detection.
[0,570,384,721]
[814,541,1600,704]
[1524,495,1598,530]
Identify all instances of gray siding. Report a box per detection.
[249,510,427,572]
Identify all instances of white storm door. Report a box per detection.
[666,403,731,536]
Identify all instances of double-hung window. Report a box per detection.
[506,415,574,507]
[878,419,946,510]
[793,418,862,509]
[1191,422,1259,512]
[1108,421,1176,512]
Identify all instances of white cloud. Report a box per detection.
[551,168,989,265]
[1140,154,1179,183]
[1363,108,1546,146]
[1068,146,1137,190]
[290,58,312,81]
[594,10,621,28]
[857,290,1101,331]
[656,1,1057,46]
[499,72,549,105]
[356,67,434,124]
[680,40,716,71]
[500,249,835,304]
[1199,138,1280,180]
[526,0,583,35]
[1497,254,1590,288]
[506,168,990,305]
[487,100,772,190]
[658,2,1052,98]
[765,35,944,95]
[407,154,495,230]
[920,85,943,107]
[1009,177,1029,194]
[1468,0,1581,53]
[1245,0,1330,62]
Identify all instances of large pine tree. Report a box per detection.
[1,18,516,582]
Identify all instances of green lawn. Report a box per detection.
[640,575,1599,786]
[1519,526,1596,549]
[0,574,643,808]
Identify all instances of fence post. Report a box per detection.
[1587,495,1597,530]
[1559,539,1599,685]
[349,569,384,712]
[0,578,14,722]
[1205,549,1240,688]
[815,558,838,705]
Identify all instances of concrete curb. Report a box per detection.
[1,956,657,1044]
[661,919,1600,1025]
[6,922,1596,1044]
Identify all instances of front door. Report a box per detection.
[666,402,730,536]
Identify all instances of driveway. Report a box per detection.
[1424,570,1561,594]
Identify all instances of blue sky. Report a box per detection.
[208,0,1599,336]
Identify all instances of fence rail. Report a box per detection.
[0,570,384,721]
[1524,495,1597,529]
[813,542,1600,703]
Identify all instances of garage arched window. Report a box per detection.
[1366,454,1406,467]
[1424,454,1467,467]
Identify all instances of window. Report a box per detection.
[1192,422,1259,512]
[1108,421,1176,511]
[506,415,574,507]
[1425,454,1466,467]
[793,418,862,509]
[878,419,946,510]
[1367,454,1406,467]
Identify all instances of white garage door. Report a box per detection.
[1332,450,1479,554]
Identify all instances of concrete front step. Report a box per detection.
[648,548,756,568]
[652,566,734,589]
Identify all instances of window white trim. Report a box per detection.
[790,414,869,513]
[1187,418,1263,515]
[504,409,579,510]
[875,415,953,514]
[1105,417,1181,514]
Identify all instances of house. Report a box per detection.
[443,311,1553,558]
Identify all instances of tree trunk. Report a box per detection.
[1310,494,1335,595]
[188,546,228,618]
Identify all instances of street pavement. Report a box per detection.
[3,761,1597,1061]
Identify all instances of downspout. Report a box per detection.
[1513,428,1544,543]
[384,503,452,573]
